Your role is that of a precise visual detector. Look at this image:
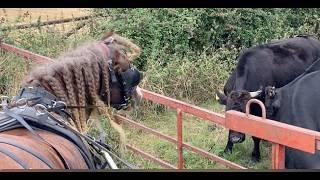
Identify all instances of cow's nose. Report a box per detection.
[231,136,241,143]
[230,132,246,143]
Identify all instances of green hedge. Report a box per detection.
[3,8,320,103]
[89,8,320,103]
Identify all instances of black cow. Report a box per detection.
[217,35,320,162]
[264,59,320,169]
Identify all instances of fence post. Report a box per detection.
[176,108,184,169]
[245,99,285,169]
[272,144,285,169]
[246,99,285,169]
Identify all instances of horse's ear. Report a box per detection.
[101,31,115,40]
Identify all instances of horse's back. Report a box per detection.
[0,128,88,169]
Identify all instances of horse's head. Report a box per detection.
[22,32,144,131]
[100,32,143,110]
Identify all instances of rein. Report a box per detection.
[66,103,134,111]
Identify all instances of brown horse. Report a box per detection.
[0,32,143,169]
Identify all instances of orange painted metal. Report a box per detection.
[226,110,318,154]
[0,43,54,64]
[245,99,266,118]
[182,143,246,169]
[176,109,184,169]
[315,137,320,150]
[246,99,285,169]
[116,115,247,169]
[272,144,285,169]
[126,144,177,169]
[140,89,226,126]
[114,114,177,144]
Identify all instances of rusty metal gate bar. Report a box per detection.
[115,115,246,169]
[176,109,184,169]
[2,42,320,170]
[126,144,178,169]
[0,43,54,63]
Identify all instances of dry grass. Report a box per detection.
[0,52,27,96]
[0,8,94,40]
[0,8,91,24]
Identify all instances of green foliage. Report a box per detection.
[3,8,320,103]
[0,53,26,96]
[92,8,320,103]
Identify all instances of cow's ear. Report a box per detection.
[229,91,237,100]
[216,91,227,105]
[265,86,276,98]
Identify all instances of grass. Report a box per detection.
[121,100,272,169]
[0,52,28,96]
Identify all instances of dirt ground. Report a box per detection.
[0,8,91,24]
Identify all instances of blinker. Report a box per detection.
[119,66,143,91]
[110,65,143,110]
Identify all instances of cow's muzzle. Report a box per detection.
[229,131,246,143]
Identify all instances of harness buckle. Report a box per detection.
[16,98,28,109]
[52,100,67,109]
[34,104,48,115]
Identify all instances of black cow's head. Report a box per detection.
[216,89,262,143]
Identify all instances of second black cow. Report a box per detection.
[216,35,320,162]
[263,59,320,168]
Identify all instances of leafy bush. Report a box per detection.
[3,8,320,103]
[91,8,320,103]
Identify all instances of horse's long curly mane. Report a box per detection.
[22,33,141,135]
[23,42,109,132]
